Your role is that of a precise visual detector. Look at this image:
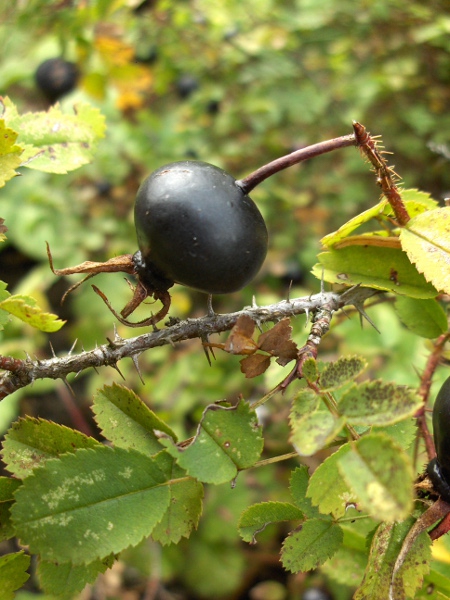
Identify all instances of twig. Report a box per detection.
[353,121,410,226]
[0,287,377,400]
[237,134,356,194]
[415,332,450,461]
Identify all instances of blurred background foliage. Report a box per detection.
[0,0,449,598]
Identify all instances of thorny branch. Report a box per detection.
[0,286,379,400]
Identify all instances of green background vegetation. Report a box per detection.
[0,0,449,598]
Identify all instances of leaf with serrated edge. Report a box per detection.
[0,119,23,187]
[395,296,448,339]
[307,444,357,518]
[312,246,438,298]
[151,452,203,545]
[321,545,367,588]
[0,97,106,174]
[373,419,417,451]
[281,519,343,573]
[93,383,176,456]
[0,294,65,332]
[400,207,450,295]
[301,359,319,384]
[238,502,304,543]
[0,476,21,501]
[354,519,431,600]
[289,466,321,519]
[0,501,15,542]
[160,401,263,484]
[1,417,100,478]
[338,433,413,522]
[320,356,367,391]
[338,380,422,426]
[37,555,114,599]
[258,318,298,360]
[290,409,346,456]
[0,552,30,600]
[11,446,171,565]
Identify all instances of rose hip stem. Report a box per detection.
[236,133,356,194]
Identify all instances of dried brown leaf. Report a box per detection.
[240,354,271,378]
[224,315,257,355]
[258,318,298,361]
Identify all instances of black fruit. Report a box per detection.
[428,376,450,502]
[133,160,268,295]
[176,75,199,99]
[35,58,79,103]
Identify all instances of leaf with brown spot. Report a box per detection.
[224,314,257,355]
[258,318,298,364]
[240,354,271,378]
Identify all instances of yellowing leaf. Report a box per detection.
[400,207,450,294]
[0,119,23,187]
[0,294,65,332]
[0,97,106,174]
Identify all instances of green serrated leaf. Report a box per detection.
[1,417,100,478]
[11,446,171,564]
[373,419,417,451]
[338,380,422,426]
[0,294,65,332]
[320,356,368,391]
[0,552,30,600]
[151,452,203,545]
[289,466,322,519]
[0,478,21,540]
[395,296,448,339]
[238,501,304,543]
[160,401,263,484]
[307,444,357,518]
[0,476,21,501]
[93,383,177,456]
[301,358,319,383]
[355,520,431,600]
[0,501,15,542]
[321,545,367,588]
[37,555,115,599]
[290,409,346,457]
[0,97,106,174]
[281,519,343,573]
[0,119,23,187]
[312,246,438,298]
[338,433,413,521]
[400,207,450,295]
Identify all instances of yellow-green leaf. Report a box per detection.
[400,207,450,295]
[394,297,448,338]
[0,97,106,174]
[0,119,23,187]
[0,294,65,332]
[312,246,438,298]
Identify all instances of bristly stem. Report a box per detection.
[352,121,411,226]
[237,134,357,194]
